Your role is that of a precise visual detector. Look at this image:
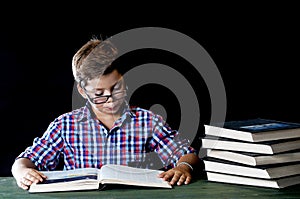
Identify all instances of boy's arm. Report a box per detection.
[11,158,47,190]
[158,153,201,186]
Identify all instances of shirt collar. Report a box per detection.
[75,101,135,123]
[113,102,136,128]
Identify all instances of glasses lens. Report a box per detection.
[93,96,108,104]
[112,90,127,100]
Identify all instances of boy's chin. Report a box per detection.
[100,105,122,115]
[101,107,118,114]
[93,100,125,115]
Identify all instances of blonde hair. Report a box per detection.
[72,38,118,86]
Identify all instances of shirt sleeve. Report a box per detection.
[147,113,197,168]
[17,117,64,171]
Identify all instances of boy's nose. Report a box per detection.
[102,90,112,96]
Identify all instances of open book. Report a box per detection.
[29,164,172,193]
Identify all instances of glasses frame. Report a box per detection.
[83,89,127,105]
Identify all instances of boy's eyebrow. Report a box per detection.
[94,79,123,91]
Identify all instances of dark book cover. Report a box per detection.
[203,135,300,144]
[221,118,300,133]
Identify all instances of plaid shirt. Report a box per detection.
[18,103,196,171]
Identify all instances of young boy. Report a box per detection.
[11,38,201,190]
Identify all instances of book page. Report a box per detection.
[99,164,171,188]
[29,168,100,193]
[42,168,99,180]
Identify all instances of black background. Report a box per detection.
[1,4,299,176]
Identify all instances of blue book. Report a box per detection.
[204,118,300,142]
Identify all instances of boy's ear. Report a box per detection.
[77,83,87,99]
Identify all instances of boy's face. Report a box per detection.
[79,70,126,115]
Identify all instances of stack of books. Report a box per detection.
[201,118,300,189]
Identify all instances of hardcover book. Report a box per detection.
[28,164,172,193]
[206,172,300,189]
[202,118,300,188]
[202,136,300,154]
[206,149,300,166]
[203,158,300,179]
[204,118,300,142]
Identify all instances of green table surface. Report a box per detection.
[1,177,300,199]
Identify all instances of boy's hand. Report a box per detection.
[15,168,47,190]
[158,165,192,186]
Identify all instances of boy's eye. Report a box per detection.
[114,83,121,89]
[112,81,123,91]
[94,91,104,96]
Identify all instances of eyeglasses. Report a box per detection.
[84,89,127,104]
